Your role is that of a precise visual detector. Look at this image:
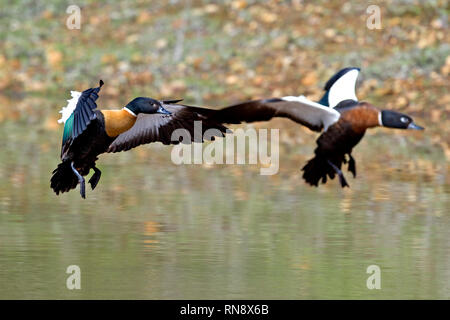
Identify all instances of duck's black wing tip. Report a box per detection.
[323,67,360,91]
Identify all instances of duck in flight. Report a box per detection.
[208,67,424,187]
[50,80,228,198]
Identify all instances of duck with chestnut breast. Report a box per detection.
[207,67,424,187]
[50,80,228,198]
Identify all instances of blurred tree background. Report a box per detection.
[0,0,448,134]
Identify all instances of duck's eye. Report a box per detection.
[400,117,409,123]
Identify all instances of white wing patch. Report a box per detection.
[58,91,81,124]
[328,69,359,108]
[281,95,341,131]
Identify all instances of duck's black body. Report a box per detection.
[61,111,113,169]
[51,111,114,196]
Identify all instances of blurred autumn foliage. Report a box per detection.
[0,0,448,156]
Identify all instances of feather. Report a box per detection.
[209,96,341,132]
[58,91,82,124]
[107,104,227,153]
[318,67,360,107]
[58,81,103,155]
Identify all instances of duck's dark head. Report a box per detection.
[380,110,424,130]
[124,97,171,116]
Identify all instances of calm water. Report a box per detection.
[0,98,449,299]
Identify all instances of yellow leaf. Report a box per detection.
[300,71,318,87]
[46,49,63,70]
[231,0,247,10]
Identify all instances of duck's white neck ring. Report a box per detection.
[123,107,137,117]
[378,111,383,126]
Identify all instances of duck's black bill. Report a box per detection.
[157,106,171,115]
[407,122,424,130]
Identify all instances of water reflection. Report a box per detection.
[0,96,449,299]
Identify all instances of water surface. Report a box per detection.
[0,97,449,299]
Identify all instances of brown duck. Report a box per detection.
[207,67,424,187]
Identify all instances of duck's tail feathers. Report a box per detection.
[302,153,354,188]
[302,155,334,187]
[50,161,78,195]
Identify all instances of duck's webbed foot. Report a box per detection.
[88,166,102,190]
[347,154,356,178]
[71,162,86,198]
[327,160,349,188]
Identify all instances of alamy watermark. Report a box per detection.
[66,265,81,290]
[366,5,382,30]
[366,265,381,289]
[170,122,280,175]
[66,5,81,30]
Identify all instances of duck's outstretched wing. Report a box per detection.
[209,96,341,132]
[318,67,360,108]
[59,80,104,155]
[107,103,229,153]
